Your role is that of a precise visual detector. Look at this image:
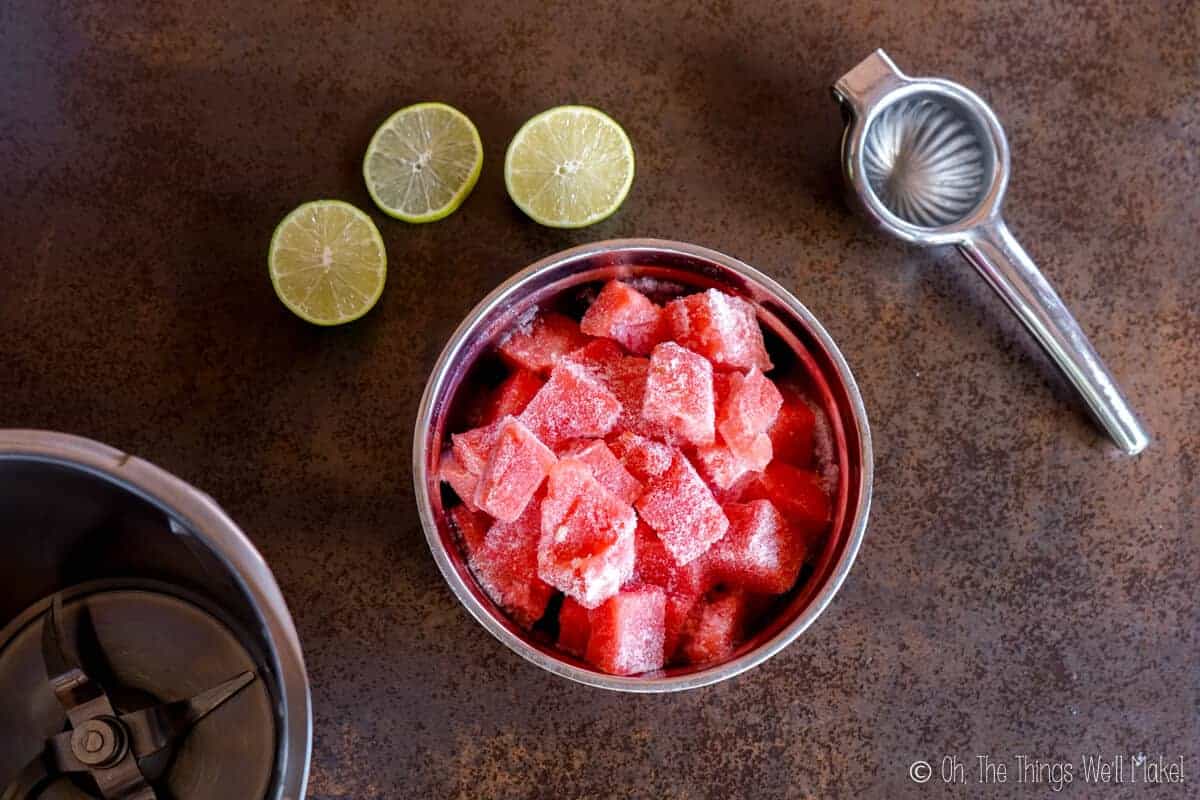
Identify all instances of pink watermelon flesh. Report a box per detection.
[451,421,500,476]
[579,280,669,355]
[538,459,637,608]
[632,522,709,597]
[498,310,592,375]
[448,503,491,559]
[473,417,557,522]
[479,368,545,425]
[635,451,729,566]
[439,449,481,511]
[558,439,644,505]
[707,500,805,595]
[769,393,817,468]
[608,432,676,484]
[643,342,715,447]
[665,289,773,372]
[469,499,554,628]
[518,361,622,447]
[557,596,592,658]
[679,589,752,665]
[585,585,667,676]
[717,367,783,463]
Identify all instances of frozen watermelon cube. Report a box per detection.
[665,289,773,372]
[717,367,783,463]
[448,503,491,559]
[769,393,817,468]
[633,522,709,596]
[558,439,644,505]
[498,310,592,375]
[707,500,805,594]
[518,361,622,447]
[663,590,700,663]
[470,500,554,628]
[479,368,545,425]
[473,417,557,522]
[538,459,637,608]
[642,342,715,447]
[562,338,626,374]
[579,280,669,355]
[608,432,676,483]
[439,449,481,511]
[635,452,729,566]
[679,589,752,665]
[451,421,500,476]
[556,596,592,658]
[742,462,831,538]
[585,585,667,676]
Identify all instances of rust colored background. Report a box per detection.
[2,1,1197,798]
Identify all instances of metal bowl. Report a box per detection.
[0,430,311,798]
[413,239,873,692]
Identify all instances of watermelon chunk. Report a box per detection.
[743,462,831,537]
[632,522,708,596]
[663,590,700,662]
[642,342,715,447]
[479,368,545,425]
[451,421,500,476]
[498,310,592,375]
[473,417,557,522]
[558,439,643,505]
[538,459,637,608]
[579,280,668,355]
[769,394,817,468]
[448,503,491,558]
[707,500,805,594]
[717,367,782,464]
[679,589,752,665]
[585,585,667,676]
[608,431,676,483]
[556,596,591,658]
[635,452,729,566]
[565,343,675,442]
[665,289,772,372]
[469,500,554,628]
[439,449,481,511]
[518,361,622,447]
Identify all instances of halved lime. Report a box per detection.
[269,200,387,326]
[363,102,483,223]
[504,105,635,228]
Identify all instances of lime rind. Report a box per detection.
[363,102,483,223]
[504,105,635,229]
[268,200,387,326]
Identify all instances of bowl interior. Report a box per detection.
[416,242,870,690]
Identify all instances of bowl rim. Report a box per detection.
[413,238,873,692]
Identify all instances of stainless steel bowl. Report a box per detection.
[414,239,873,692]
[0,430,311,799]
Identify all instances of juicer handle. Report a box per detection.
[958,220,1150,455]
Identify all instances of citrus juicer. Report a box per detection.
[832,50,1149,455]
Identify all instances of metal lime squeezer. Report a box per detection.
[833,50,1148,455]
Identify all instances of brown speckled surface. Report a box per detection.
[2,1,1197,797]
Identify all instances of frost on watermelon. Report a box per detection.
[451,421,500,476]
[439,449,481,511]
[538,459,637,608]
[498,310,592,375]
[469,500,554,628]
[716,367,782,464]
[642,342,715,447]
[585,585,667,676]
[678,589,753,665]
[564,343,673,442]
[448,503,490,559]
[769,391,817,468]
[556,596,591,658]
[632,522,708,597]
[579,280,669,355]
[635,451,729,566]
[518,360,622,447]
[608,432,676,483]
[693,442,766,491]
[558,439,643,505]
[479,368,545,425]
[473,417,557,522]
[663,590,700,662]
[665,289,773,372]
[707,500,805,594]
[742,462,831,539]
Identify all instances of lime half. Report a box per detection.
[504,105,635,228]
[363,102,483,223]
[269,200,387,326]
